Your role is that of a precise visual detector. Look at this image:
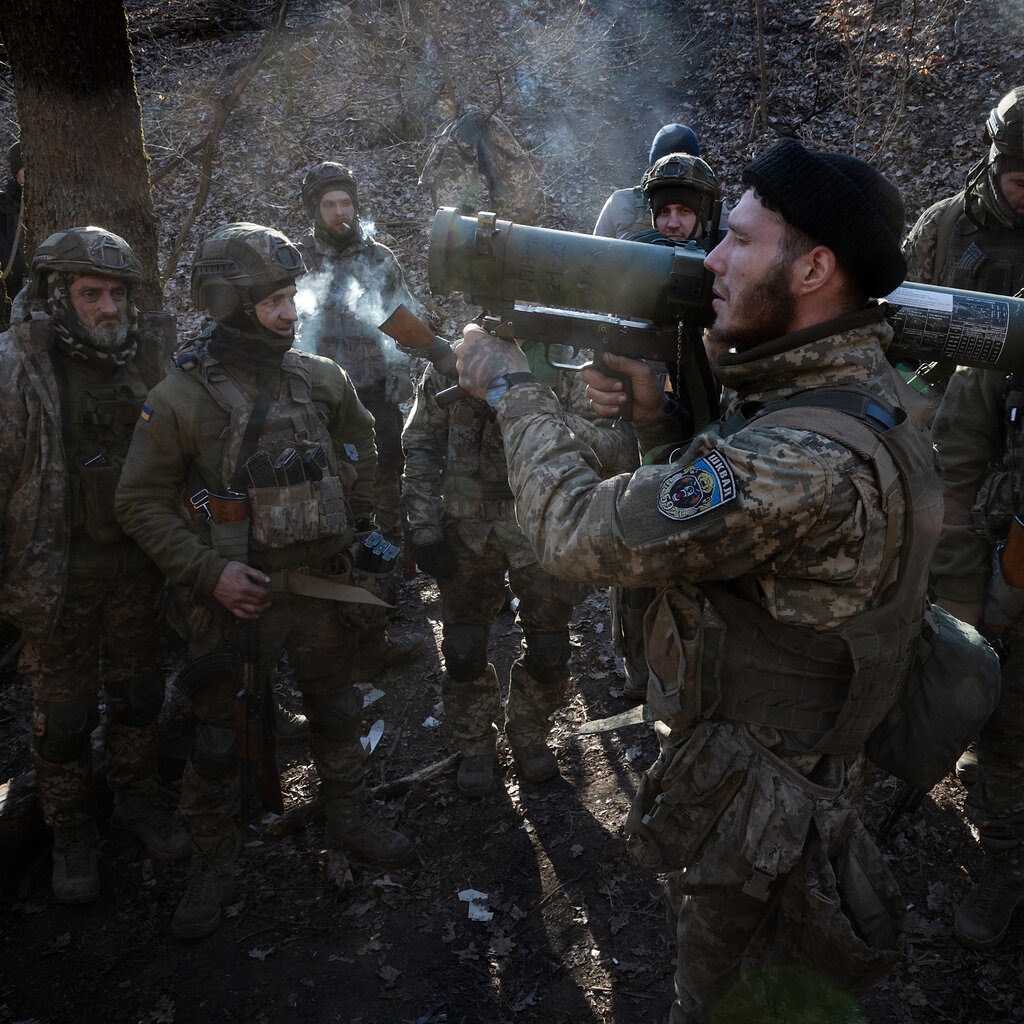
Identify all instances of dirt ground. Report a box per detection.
[1,574,1023,1024]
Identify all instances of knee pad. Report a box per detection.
[32,698,99,763]
[522,630,571,685]
[303,688,363,742]
[442,624,489,682]
[105,671,165,728]
[191,720,237,781]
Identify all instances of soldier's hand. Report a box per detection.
[213,561,272,619]
[583,353,666,425]
[456,323,529,398]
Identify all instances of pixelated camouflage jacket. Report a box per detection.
[0,308,151,635]
[495,306,924,632]
[115,343,376,603]
[296,225,414,390]
[402,347,638,568]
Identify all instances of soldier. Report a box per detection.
[402,344,633,798]
[295,160,426,680]
[455,139,932,1020]
[592,123,702,240]
[906,87,1024,788]
[0,226,187,903]
[926,89,1024,951]
[115,223,414,940]
[604,152,724,699]
[418,106,545,224]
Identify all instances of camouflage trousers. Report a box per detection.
[357,380,404,535]
[967,631,1024,843]
[21,570,165,825]
[438,530,583,754]
[179,585,365,822]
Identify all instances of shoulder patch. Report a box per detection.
[657,450,736,521]
[139,403,153,422]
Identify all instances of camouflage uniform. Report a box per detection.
[402,343,632,784]
[491,309,931,1020]
[418,109,545,224]
[115,337,381,823]
[297,224,415,534]
[931,366,1024,944]
[0,246,185,901]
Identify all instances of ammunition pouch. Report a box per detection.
[248,473,348,550]
[971,465,1020,542]
[79,457,124,546]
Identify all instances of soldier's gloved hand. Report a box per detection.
[414,537,457,579]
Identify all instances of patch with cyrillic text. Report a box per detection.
[657,451,736,521]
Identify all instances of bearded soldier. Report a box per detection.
[0,226,187,903]
[116,223,414,940]
[455,139,935,1020]
[295,161,427,680]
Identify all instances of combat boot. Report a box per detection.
[171,830,240,940]
[354,630,427,683]
[955,846,1024,949]
[274,698,309,743]
[956,744,978,786]
[325,797,414,866]
[457,753,496,798]
[51,821,101,904]
[513,741,560,784]
[112,777,189,860]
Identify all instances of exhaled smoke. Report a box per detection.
[294,259,408,370]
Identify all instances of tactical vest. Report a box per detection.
[62,355,153,572]
[647,386,941,754]
[936,208,1024,295]
[196,350,350,552]
[970,373,1024,541]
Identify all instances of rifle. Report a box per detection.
[426,208,1024,414]
[234,616,283,822]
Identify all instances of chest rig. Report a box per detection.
[646,387,940,755]
[939,211,1024,295]
[62,357,149,549]
[197,350,349,551]
[970,373,1024,541]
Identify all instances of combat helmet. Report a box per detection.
[29,225,141,301]
[190,222,304,323]
[968,86,1024,229]
[300,161,359,220]
[641,153,721,239]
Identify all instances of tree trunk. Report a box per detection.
[0,0,162,308]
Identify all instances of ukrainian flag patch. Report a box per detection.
[140,404,153,422]
[657,450,736,521]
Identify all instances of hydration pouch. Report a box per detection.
[80,458,124,545]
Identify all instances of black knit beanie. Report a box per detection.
[741,138,907,297]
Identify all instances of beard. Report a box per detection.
[706,262,797,363]
[80,318,130,353]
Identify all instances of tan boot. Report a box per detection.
[325,797,414,866]
[955,847,1024,949]
[354,631,427,683]
[112,777,189,860]
[52,821,101,904]
[274,698,309,744]
[172,831,240,940]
